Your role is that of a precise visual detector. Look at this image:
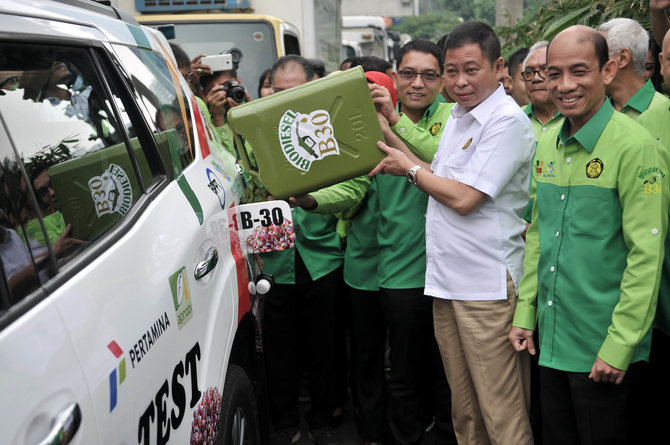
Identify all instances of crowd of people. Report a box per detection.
[173,4,670,444]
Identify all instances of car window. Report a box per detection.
[112,44,195,177]
[0,43,161,308]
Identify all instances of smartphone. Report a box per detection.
[200,54,233,72]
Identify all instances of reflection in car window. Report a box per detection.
[0,43,155,305]
[112,45,195,177]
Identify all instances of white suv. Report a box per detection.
[0,1,283,444]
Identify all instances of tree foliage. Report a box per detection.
[390,12,463,41]
[497,0,652,49]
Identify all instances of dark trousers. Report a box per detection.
[263,254,344,431]
[380,287,456,445]
[348,287,387,441]
[539,362,642,445]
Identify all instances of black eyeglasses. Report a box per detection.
[522,68,546,81]
[397,69,441,82]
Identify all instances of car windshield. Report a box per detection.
[166,21,276,99]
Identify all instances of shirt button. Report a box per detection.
[566,157,572,163]
[550,266,555,272]
[555,231,560,237]
[548,300,553,306]
[652,228,659,235]
[542,127,547,132]
[400,127,406,133]
[560,194,565,200]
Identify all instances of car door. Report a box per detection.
[0,25,245,445]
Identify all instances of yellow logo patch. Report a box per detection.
[462,137,473,150]
[430,122,442,136]
[586,158,603,178]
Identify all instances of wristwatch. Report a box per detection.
[406,165,424,185]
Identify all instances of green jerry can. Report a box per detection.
[227,66,384,199]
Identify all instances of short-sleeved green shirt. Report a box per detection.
[637,102,670,335]
[514,100,669,372]
[616,79,669,120]
[376,100,453,289]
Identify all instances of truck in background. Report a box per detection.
[341,15,410,69]
[112,0,341,98]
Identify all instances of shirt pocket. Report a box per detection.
[565,186,620,239]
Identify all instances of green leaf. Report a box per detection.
[541,5,592,40]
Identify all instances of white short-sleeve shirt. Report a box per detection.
[424,85,535,301]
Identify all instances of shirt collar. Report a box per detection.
[558,98,613,152]
[396,97,442,121]
[618,79,657,113]
[524,103,562,121]
[452,84,507,123]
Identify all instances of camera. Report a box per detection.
[223,80,246,103]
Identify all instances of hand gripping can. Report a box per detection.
[227,66,384,199]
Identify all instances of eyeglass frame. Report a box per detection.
[521,67,547,81]
[396,69,442,82]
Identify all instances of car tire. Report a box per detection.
[216,364,261,445]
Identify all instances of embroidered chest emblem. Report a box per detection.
[586,158,603,178]
[430,122,442,136]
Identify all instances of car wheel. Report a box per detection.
[216,364,261,445]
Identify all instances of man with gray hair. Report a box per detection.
[598,17,669,119]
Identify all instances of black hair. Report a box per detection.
[397,39,444,73]
[547,28,610,70]
[308,58,326,78]
[169,43,190,71]
[436,33,450,58]
[257,68,271,97]
[508,47,529,79]
[199,68,238,94]
[444,21,501,67]
[350,56,392,74]
[340,57,359,70]
[269,54,315,85]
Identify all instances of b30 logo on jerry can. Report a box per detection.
[88,163,132,217]
[278,109,340,171]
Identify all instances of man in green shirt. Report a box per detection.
[598,17,669,120]
[369,40,456,445]
[259,55,345,445]
[510,26,669,445]
[631,24,670,445]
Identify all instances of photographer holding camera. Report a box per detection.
[199,48,251,128]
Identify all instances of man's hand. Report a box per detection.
[369,83,401,126]
[369,141,414,177]
[190,54,213,78]
[650,0,670,11]
[589,357,626,385]
[508,327,536,355]
[206,85,243,126]
[287,194,317,210]
[53,224,87,258]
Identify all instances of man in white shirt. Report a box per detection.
[370,21,535,444]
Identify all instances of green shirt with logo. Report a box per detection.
[514,99,669,372]
[376,100,453,289]
[523,105,564,222]
[637,102,670,335]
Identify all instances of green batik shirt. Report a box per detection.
[260,208,344,284]
[616,79,669,120]
[523,105,564,222]
[376,100,453,289]
[637,102,670,335]
[514,99,669,372]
